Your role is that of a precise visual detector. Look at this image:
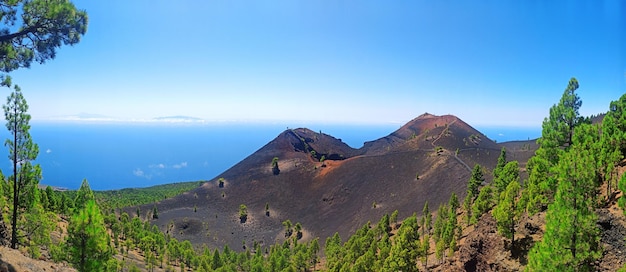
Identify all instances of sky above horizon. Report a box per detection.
[5,1,626,127]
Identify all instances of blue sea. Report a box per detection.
[0,122,540,191]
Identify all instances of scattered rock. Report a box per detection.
[597,208,626,270]
[457,213,507,272]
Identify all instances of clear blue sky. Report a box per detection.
[7,1,625,127]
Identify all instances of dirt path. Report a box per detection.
[431,119,456,147]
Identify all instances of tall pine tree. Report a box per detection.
[523,78,585,213]
[383,215,420,272]
[2,79,41,249]
[526,145,601,270]
[67,199,112,271]
[493,180,521,254]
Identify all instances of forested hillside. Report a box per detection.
[0,77,621,272]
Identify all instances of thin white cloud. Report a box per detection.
[149,163,166,169]
[46,149,52,154]
[172,162,188,169]
[133,168,151,179]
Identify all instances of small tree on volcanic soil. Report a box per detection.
[391,209,399,229]
[239,204,248,223]
[492,180,521,254]
[320,155,326,167]
[265,202,270,217]
[283,220,293,237]
[421,202,431,235]
[295,222,303,240]
[67,199,112,271]
[271,157,280,175]
[218,178,224,188]
[619,175,626,212]
[152,205,158,219]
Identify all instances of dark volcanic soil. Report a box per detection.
[130,114,537,252]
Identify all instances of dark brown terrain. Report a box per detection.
[5,113,623,271]
[135,113,538,251]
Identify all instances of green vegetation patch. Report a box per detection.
[91,181,204,210]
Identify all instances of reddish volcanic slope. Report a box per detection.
[135,114,537,251]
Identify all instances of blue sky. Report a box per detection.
[6,1,625,127]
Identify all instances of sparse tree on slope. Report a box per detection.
[521,154,552,214]
[494,161,520,194]
[324,232,342,271]
[239,204,247,223]
[604,93,626,157]
[421,202,431,236]
[283,219,293,238]
[23,188,56,258]
[471,185,494,224]
[465,164,485,225]
[537,77,584,164]
[493,147,507,181]
[3,80,41,249]
[523,78,586,213]
[526,145,601,271]
[67,199,112,271]
[468,164,484,198]
[383,214,420,272]
[602,93,626,198]
[449,192,459,212]
[152,204,158,219]
[391,209,399,229]
[74,179,94,211]
[492,180,521,254]
[420,234,430,269]
[618,175,626,212]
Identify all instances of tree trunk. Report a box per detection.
[10,119,18,249]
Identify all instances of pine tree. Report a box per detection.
[538,77,584,165]
[324,232,342,271]
[74,179,95,211]
[422,202,431,236]
[420,234,430,269]
[152,204,158,219]
[619,175,626,211]
[3,81,41,249]
[67,199,112,271]
[383,215,420,272]
[0,1,88,75]
[492,180,521,254]
[23,189,56,258]
[377,213,391,235]
[390,209,399,229]
[521,154,552,214]
[467,164,484,198]
[602,93,626,199]
[449,192,459,212]
[526,145,601,270]
[523,79,587,214]
[471,186,494,224]
[493,147,507,181]
[443,204,458,251]
[433,204,448,243]
[282,220,294,238]
[494,161,520,194]
[463,189,474,226]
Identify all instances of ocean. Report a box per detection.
[0,122,540,191]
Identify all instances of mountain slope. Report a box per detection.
[137,114,536,251]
